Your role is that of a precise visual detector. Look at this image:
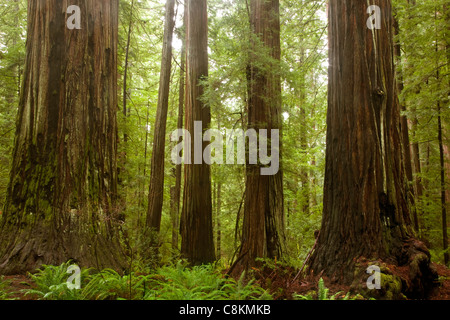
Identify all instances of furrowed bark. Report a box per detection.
[308,0,437,299]
[180,0,215,265]
[0,0,125,275]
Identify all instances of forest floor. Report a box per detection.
[427,263,450,300]
[251,261,450,300]
[1,262,449,300]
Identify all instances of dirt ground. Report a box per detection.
[428,263,450,300]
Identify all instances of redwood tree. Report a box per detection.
[169,17,186,252]
[233,0,285,273]
[0,0,124,275]
[180,0,215,265]
[146,0,176,238]
[308,0,436,298]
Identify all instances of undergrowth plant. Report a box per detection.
[21,260,272,300]
[83,269,149,300]
[0,276,14,300]
[293,278,357,300]
[144,261,272,300]
[23,261,91,300]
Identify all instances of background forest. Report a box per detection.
[0,0,448,301]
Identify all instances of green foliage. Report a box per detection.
[392,0,449,264]
[23,261,90,300]
[144,261,226,300]
[144,261,271,300]
[20,261,271,300]
[0,0,26,209]
[82,268,149,300]
[293,278,358,300]
[0,276,14,300]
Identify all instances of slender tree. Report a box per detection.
[0,0,125,275]
[308,0,436,298]
[122,0,135,146]
[393,10,418,232]
[435,6,449,266]
[146,0,176,239]
[180,0,215,265]
[170,17,186,252]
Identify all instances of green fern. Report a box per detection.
[293,278,356,300]
[143,261,271,300]
[22,261,90,300]
[82,268,149,300]
[0,276,15,300]
[22,261,272,300]
[221,271,272,300]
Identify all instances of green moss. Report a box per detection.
[352,260,406,300]
[379,272,403,300]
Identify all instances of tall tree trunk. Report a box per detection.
[308,0,436,298]
[216,181,222,259]
[406,0,424,236]
[299,106,310,215]
[119,0,135,211]
[13,0,21,100]
[233,0,285,273]
[0,0,125,275]
[170,16,186,252]
[180,0,215,265]
[393,11,418,232]
[410,114,425,234]
[146,0,176,242]
[122,0,134,146]
[298,28,310,215]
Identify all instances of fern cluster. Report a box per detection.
[21,260,272,300]
[144,261,271,300]
[24,261,91,300]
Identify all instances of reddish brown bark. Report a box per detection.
[308,0,436,298]
[170,17,186,252]
[233,0,285,273]
[146,0,176,238]
[0,0,125,275]
[180,0,215,265]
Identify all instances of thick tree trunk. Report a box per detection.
[180,0,215,265]
[146,0,176,238]
[0,0,125,275]
[308,0,436,298]
[233,0,285,273]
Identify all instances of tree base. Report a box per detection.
[350,239,439,299]
[0,221,127,275]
